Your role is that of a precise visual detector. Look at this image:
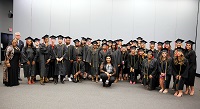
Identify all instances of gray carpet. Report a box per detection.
[0,66,200,109]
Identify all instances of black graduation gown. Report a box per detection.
[35,47,40,75]
[64,45,75,76]
[54,44,67,76]
[184,50,196,86]
[157,58,172,88]
[74,46,83,58]
[99,50,109,64]
[48,44,56,78]
[141,58,158,89]
[127,54,138,82]
[88,48,99,76]
[72,61,85,75]
[21,47,37,77]
[120,51,128,74]
[39,43,52,77]
[136,55,146,76]
[172,58,189,90]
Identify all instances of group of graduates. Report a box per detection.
[4,32,197,98]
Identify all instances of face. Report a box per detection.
[75,42,80,47]
[131,49,135,54]
[162,52,167,58]
[147,53,153,59]
[121,47,127,52]
[102,45,107,50]
[65,38,71,44]
[138,50,144,56]
[150,44,155,49]
[26,39,32,46]
[15,34,21,40]
[157,45,162,50]
[186,43,192,50]
[87,40,91,45]
[51,38,56,44]
[81,40,86,45]
[176,42,182,48]
[141,43,145,48]
[127,46,130,49]
[93,44,98,49]
[165,44,170,49]
[132,42,137,46]
[177,51,183,57]
[106,56,111,63]
[77,57,82,62]
[44,38,49,43]
[58,39,63,44]
[12,39,18,47]
[112,44,116,49]
[34,41,40,46]
[118,41,122,46]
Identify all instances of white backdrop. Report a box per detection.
[13,0,200,73]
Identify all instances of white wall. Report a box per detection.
[13,0,198,44]
[196,0,200,74]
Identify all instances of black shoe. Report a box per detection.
[40,82,45,85]
[73,78,77,83]
[18,78,22,81]
[54,79,58,85]
[61,80,65,84]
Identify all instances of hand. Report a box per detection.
[60,57,63,61]
[149,75,153,79]
[6,63,11,67]
[179,76,181,80]
[176,75,179,79]
[56,58,60,61]
[70,60,73,63]
[46,59,50,64]
[90,63,91,65]
[132,69,135,72]
[27,61,30,65]
[161,73,165,76]
[32,61,35,65]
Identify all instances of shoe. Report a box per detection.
[61,81,65,84]
[133,82,136,84]
[73,78,77,83]
[100,79,102,82]
[163,89,168,94]
[68,78,72,82]
[54,79,58,85]
[129,81,133,84]
[40,82,45,85]
[106,80,109,83]
[159,89,164,93]
[31,79,35,84]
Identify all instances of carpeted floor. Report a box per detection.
[0,66,200,109]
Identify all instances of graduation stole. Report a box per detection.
[161,60,168,80]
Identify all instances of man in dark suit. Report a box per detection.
[9,32,24,81]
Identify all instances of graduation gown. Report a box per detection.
[99,50,109,64]
[172,58,189,90]
[120,51,128,74]
[157,58,172,88]
[184,50,196,86]
[74,46,83,58]
[48,44,56,78]
[88,48,99,76]
[21,47,37,77]
[64,45,75,76]
[35,47,40,75]
[54,44,67,76]
[72,61,85,75]
[39,43,52,77]
[127,54,138,82]
[141,58,158,89]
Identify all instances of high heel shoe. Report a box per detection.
[174,92,178,96]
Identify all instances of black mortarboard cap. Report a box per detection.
[50,35,57,39]
[175,38,184,43]
[164,40,172,44]
[150,41,157,44]
[73,39,80,43]
[33,38,40,42]
[42,34,49,39]
[25,37,33,41]
[185,40,195,45]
